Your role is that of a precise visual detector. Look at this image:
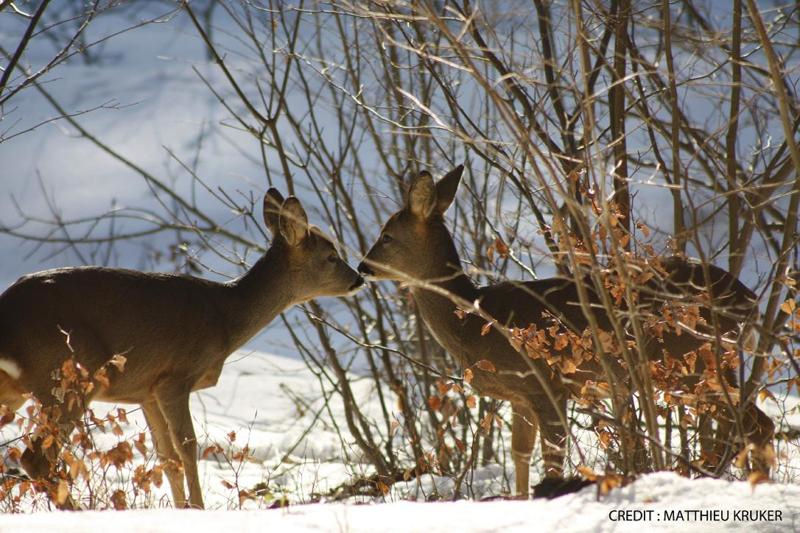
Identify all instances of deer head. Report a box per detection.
[264,188,363,302]
[358,164,465,283]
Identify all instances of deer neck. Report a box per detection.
[409,248,480,353]
[221,244,295,350]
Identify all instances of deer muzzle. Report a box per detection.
[357,262,375,277]
[348,275,365,293]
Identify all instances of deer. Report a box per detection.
[0,189,364,509]
[358,163,773,497]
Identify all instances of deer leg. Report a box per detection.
[698,412,716,468]
[709,414,735,474]
[21,435,57,481]
[701,368,737,473]
[20,325,109,508]
[20,396,85,510]
[538,394,568,479]
[743,403,775,475]
[708,402,774,476]
[142,400,187,508]
[511,404,537,498]
[154,382,204,509]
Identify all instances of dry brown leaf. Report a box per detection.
[202,444,223,460]
[376,481,390,495]
[152,464,164,487]
[56,479,70,506]
[494,237,510,258]
[93,367,110,388]
[109,354,127,372]
[41,434,55,450]
[734,446,750,470]
[134,432,148,457]
[599,474,623,496]
[480,413,493,432]
[748,471,770,488]
[554,333,569,351]
[758,389,776,403]
[560,358,578,374]
[427,396,442,411]
[111,489,128,510]
[576,465,598,481]
[475,360,497,373]
[463,368,474,384]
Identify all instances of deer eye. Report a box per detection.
[327,253,338,263]
[381,233,393,244]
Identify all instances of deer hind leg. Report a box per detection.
[697,412,717,468]
[706,366,774,475]
[511,404,537,498]
[154,382,204,509]
[142,400,187,508]
[709,402,775,476]
[708,413,735,474]
[743,402,775,475]
[537,394,568,480]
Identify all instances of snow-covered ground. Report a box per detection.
[1,472,799,532]
[1,350,799,531]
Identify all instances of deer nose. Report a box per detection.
[358,262,374,276]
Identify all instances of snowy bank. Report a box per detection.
[0,472,798,532]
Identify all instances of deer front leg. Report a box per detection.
[21,379,92,510]
[511,404,537,498]
[154,382,204,509]
[142,400,187,508]
[21,407,84,509]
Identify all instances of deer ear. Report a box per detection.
[279,196,309,246]
[264,188,285,236]
[434,164,464,214]
[407,171,436,218]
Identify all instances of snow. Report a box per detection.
[1,350,800,531]
[0,472,798,532]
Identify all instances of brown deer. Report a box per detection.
[0,189,364,509]
[358,164,773,497]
